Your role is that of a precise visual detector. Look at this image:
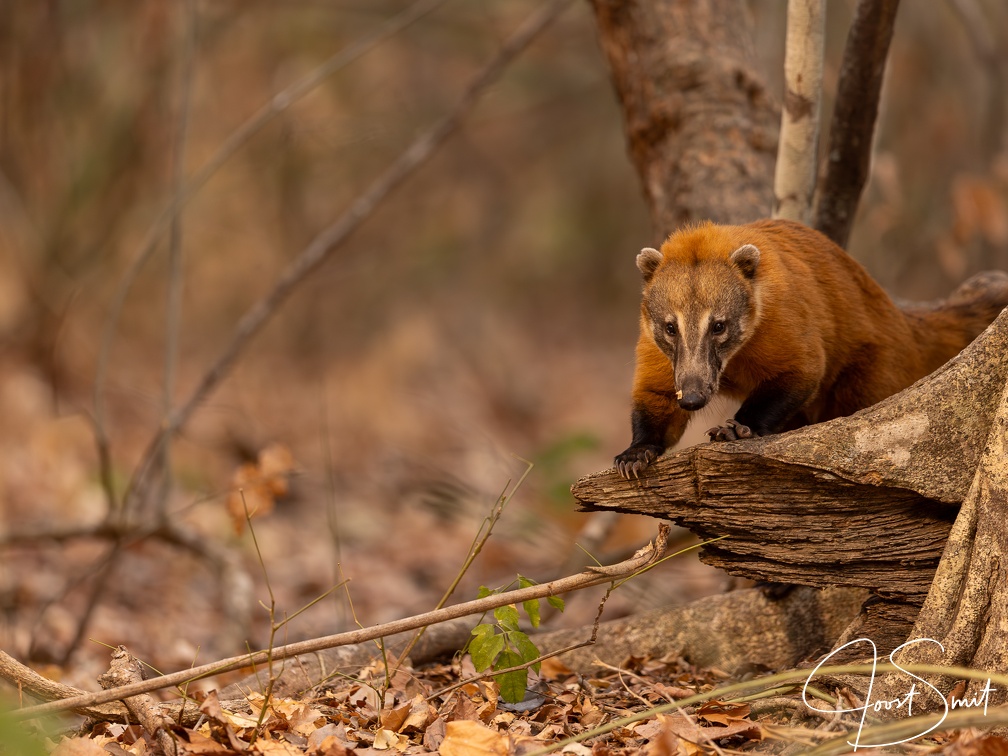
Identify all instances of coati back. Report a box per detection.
[615,218,1008,478]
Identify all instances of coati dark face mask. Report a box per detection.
[638,244,760,410]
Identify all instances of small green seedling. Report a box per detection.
[467,577,565,703]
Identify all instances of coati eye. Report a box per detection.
[664,322,677,337]
[711,321,726,335]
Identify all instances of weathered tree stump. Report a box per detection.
[572,307,1008,650]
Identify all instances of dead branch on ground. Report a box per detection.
[7,525,668,721]
[573,307,1008,649]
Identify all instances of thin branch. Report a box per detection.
[813,0,901,249]
[52,543,123,668]
[120,0,574,514]
[152,0,199,524]
[91,0,449,516]
[11,524,669,720]
[394,460,534,676]
[1,518,255,652]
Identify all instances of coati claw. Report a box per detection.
[614,445,663,479]
[707,419,753,442]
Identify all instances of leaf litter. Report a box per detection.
[48,651,776,755]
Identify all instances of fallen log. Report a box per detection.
[572,307,1008,643]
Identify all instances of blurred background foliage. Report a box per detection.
[0,0,1006,681]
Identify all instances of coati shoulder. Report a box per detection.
[615,218,1008,478]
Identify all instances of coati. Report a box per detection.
[615,218,1008,479]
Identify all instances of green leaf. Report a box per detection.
[494,604,521,631]
[470,622,495,638]
[470,631,505,673]
[546,595,565,612]
[522,597,541,628]
[518,575,534,590]
[494,650,528,704]
[477,585,495,599]
[511,631,542,674]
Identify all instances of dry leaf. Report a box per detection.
[381,693,433,733]
[173,729,230,754]
[249,738,304,755]
[226,443,296,532]
[539,656,573,680]
[695,699,750,726]
[639,710,761,751]
[438,720,510,756]
[943,729,1008,756]
[371,728,404,751]
[422,716,447,752]
[266,696,326,736]
[51,738,112,756]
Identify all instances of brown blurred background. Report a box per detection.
[0,0,1006,687]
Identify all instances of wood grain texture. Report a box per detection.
[573,308,1008,599]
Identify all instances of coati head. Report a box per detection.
[637,236,761,411]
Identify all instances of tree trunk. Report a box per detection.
[876,357,1008,708]
[813,0,901,248]
[572,307,1008,649]
[773,0,826,224]
[587,0,779,235]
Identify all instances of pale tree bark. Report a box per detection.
[587,0,779,235]
[877,360,1008,708]
[773,0,826,224]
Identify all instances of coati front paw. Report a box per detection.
[706,419,753,442]
[614,445,664,479]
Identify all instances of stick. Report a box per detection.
[11,524,668,720]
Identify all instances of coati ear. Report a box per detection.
[730,244,760,279]
[636,247,663,282]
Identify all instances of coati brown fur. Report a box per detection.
[615,218,1008,478]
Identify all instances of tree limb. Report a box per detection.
[814,0,901,248]
[773,0,826,224]
[573,308,1008,600]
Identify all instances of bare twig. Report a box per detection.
[53,542,123,668]
[428,530,616,702]
[92,0,449,516]
[813,0,901,248]
[2,518,254,651]
[121,0,573,516]
[393,460,534,677]
[12,524,669,720]
[97,647,177,754]
[152,0,199,525]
